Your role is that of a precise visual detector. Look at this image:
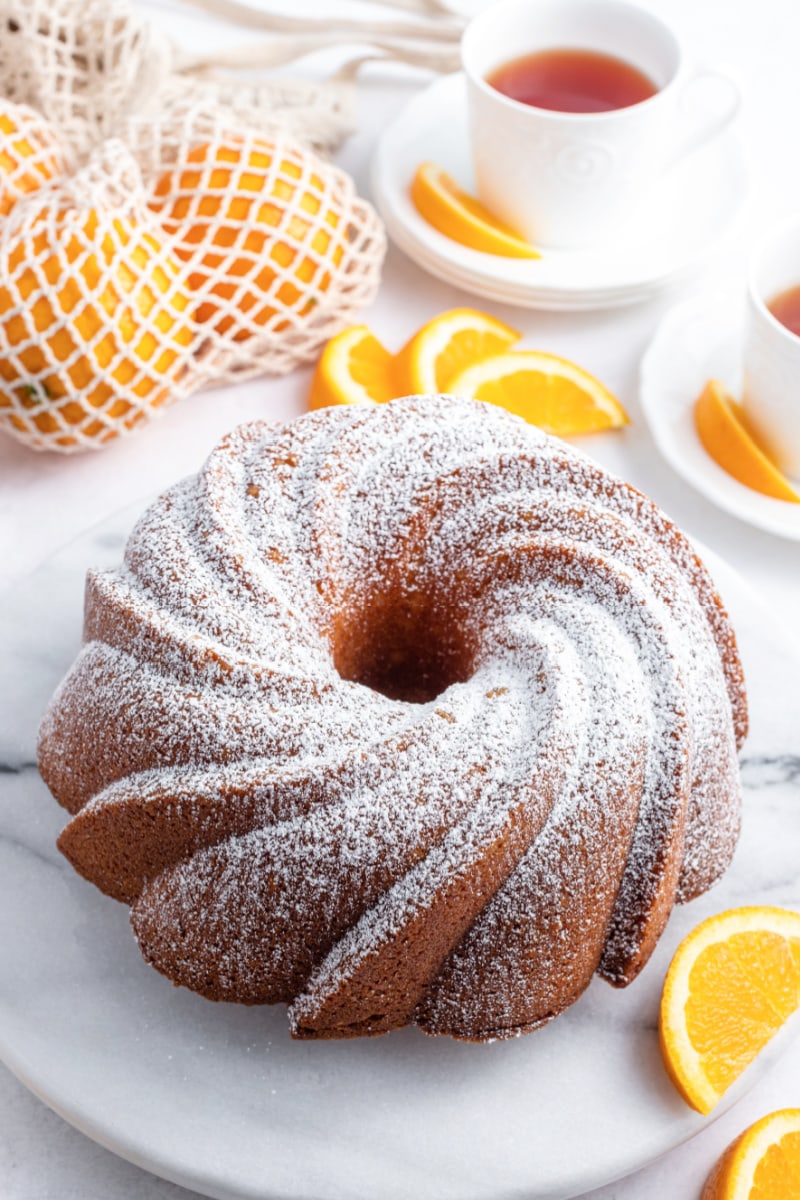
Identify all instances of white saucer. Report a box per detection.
[641,292,800,541]
[372,74,749,311]
[2,508,800,1200]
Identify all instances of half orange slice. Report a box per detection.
[660,907,800,1115]
[309,325,396,409]
[411,162,540,258]
[447,350,628,436]
[702,1108,800,1199]
[694,379,799,503]
[394,308,521,395]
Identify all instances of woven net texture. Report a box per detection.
[0,0,385,452]
[0,0,357,154]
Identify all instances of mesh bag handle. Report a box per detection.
[0,0,369,157]
[0,0,171,158]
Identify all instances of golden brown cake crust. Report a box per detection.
[38,395,747,1041]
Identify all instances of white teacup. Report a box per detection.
[743,222,800,481]
[462,0,740,249]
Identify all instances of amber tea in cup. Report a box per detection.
[486,47,658,114]
[767,285,800,339]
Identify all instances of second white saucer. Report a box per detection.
[640,292,800,541]
[372,74,749,311]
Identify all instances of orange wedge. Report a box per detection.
[702,1108,800,1200]
[694,379,800,503]
[394,308,521,395]
[660,907,800,1116]
[309,325,397,409]
[411,162,540,258]
[446,350,628,436]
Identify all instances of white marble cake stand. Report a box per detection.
[1,507,799,1200]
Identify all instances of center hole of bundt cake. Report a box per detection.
[333,589,474,704]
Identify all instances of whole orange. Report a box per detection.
[0,99,66,216]
[0,147,196,452]
[148,138,345,342]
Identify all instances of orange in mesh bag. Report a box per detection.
[0,140,197,452]
[0,98,68,215]
[137,113,385,368]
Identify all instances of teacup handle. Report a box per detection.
[666,67,741,170]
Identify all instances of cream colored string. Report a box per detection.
[365,0,458,14]
[176,34,461,74]
[173,0,465,75]
[176,0,463,41]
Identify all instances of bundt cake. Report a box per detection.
[38,395,747,1041]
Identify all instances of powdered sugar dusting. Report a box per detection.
[38,395,746,1041]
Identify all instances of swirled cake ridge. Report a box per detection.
[38,395,747,1041]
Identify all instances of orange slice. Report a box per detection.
[394,308,521,395]
[411,162,540,258]
[309,325,396,409]
[446,350,628,436]
[694,379,800,503]
[702,1108,800,1200]
[660,907,800,1116]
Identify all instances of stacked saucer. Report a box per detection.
[372,75,749,311]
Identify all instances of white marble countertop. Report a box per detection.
[1,0,799,1197]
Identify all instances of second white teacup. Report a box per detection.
[743,221,800,481]
[462,0,740,250]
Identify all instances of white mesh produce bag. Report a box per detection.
[0,0,388,453]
